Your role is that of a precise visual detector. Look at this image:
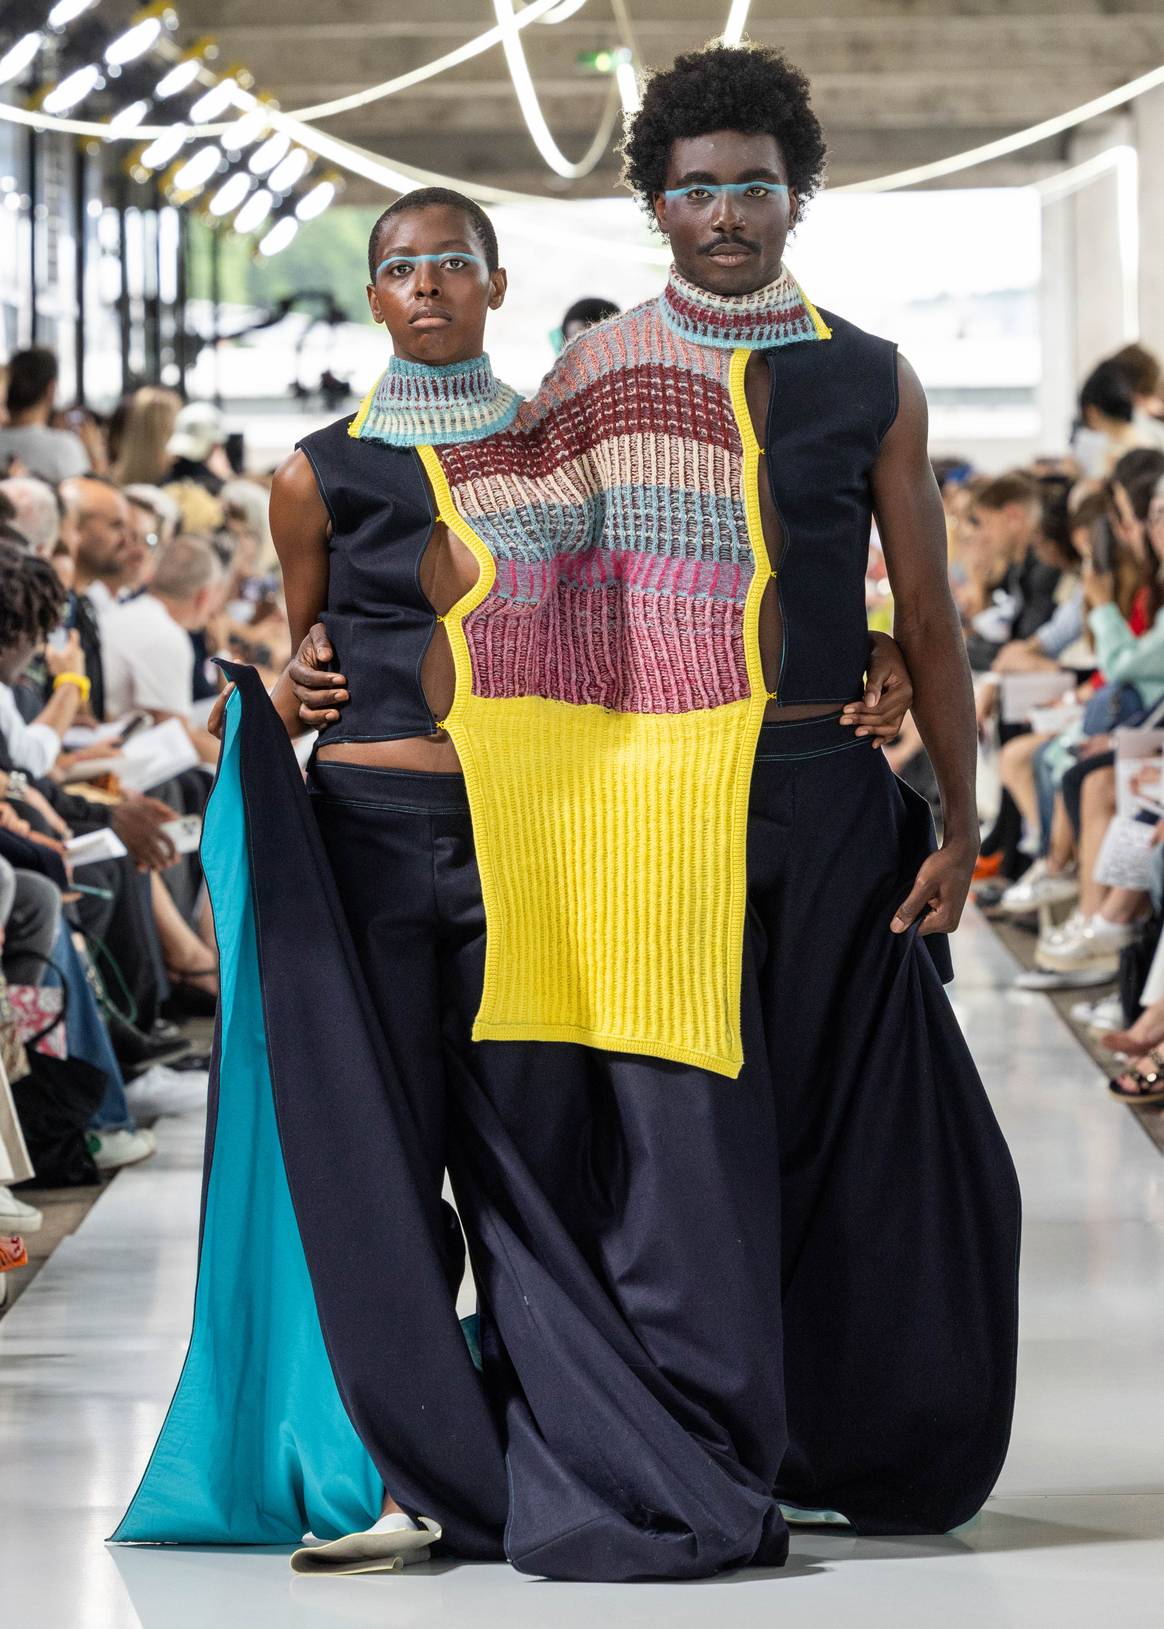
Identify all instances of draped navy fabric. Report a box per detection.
[112,665,507,1556]
[113,672,1020,1581]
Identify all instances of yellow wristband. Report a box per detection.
[53,672,91,702]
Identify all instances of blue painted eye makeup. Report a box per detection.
[376,252,488,276]
[662,181,789,201]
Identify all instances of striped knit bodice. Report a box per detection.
[409,267,833,1077]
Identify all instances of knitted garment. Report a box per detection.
[349,354,522,448]
[422,265,831,1077]
[660,263,832,351]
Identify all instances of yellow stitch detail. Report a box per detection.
[347,377,378,438]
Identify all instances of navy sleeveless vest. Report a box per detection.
[762,310,899,705]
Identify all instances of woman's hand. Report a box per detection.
[1081,560,1116,608]
[840,631,914,747]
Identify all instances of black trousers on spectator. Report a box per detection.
[71,858,165,1032]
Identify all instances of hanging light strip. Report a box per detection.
[282,0,576,123]
[492,0,620,180]
[721,2,752,46]
[832,62,1164,193]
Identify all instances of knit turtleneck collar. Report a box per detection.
[348,353,522,448]
[658,264,832,351]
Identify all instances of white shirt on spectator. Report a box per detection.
[101,595,193,722]
[0,681,60,777]
[84,580,118,622]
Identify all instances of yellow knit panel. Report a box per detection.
[455,692,755,1076]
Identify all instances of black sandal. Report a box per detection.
[1109,1049,1164,1104]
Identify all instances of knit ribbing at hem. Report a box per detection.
[455,690,756,1079]
[470,1020,743,1080]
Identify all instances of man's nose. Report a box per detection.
[413,266,440,297]
[710,189,746,234]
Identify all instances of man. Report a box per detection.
[164,402,228,495]
[0,475,60,558]
[0,349,89,483]
[278,44,1018,1577]
[58,475,134,719]
[103,536,223,763]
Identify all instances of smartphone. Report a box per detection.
[1090,513,1116,574]
[116,711,153,744]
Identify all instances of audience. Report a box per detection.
[0,350,90,483]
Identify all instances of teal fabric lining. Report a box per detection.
[111,689,382,1543]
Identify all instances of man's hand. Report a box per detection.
[288,624,349,728]
[110,796,178,871]
[891,837,979,937]
[840,632,914,748]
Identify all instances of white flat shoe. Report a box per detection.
[290,1514,441,1575]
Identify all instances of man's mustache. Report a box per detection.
[700,237,762,256]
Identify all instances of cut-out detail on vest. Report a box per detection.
[416,486,482,732]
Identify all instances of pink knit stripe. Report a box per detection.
[464,586,749,712]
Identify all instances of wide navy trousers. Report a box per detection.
[297,710,1020,1580]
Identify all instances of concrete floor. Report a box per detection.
[1,906,1162,1628]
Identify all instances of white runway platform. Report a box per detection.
[2,907,1163,1628]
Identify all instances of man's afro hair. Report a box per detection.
[620,43,827,225]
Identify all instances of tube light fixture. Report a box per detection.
[267,147,311,193]
[258,216,298,257]
[234,187,273,233]
[43,65,103,114]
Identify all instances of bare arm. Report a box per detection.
[872,354,980,935]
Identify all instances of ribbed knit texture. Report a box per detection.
[660,263,833,350]
[418,269,830,1076]
[348,354,521,448]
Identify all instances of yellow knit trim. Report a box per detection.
[415,445,497,733]
[799,286,833,341]
[347,378,378,439]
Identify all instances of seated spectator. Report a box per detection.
[0,349,90,482]
[164,402,229,496]
[1075,358,1158,475]
[0,543,89,777]
[964,472,1061,675]
[1109,342,1164,452]
[58,475,134,718]
[102,536,224,764]
[111,386,181,486]
[0,475,60,559]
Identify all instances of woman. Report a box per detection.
[114,188,917,1579]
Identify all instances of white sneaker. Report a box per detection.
[997,860,1080,916]
[1036,914,1142,975]
[1069,992,1125,1031]
[86,1128,157,1171]
[124,1064,209,1121]
[1037,908,1088,953]
[1015,965,1118,991]
[0,1185,42,1233]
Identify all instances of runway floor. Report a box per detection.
[2,906,1163,1628]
